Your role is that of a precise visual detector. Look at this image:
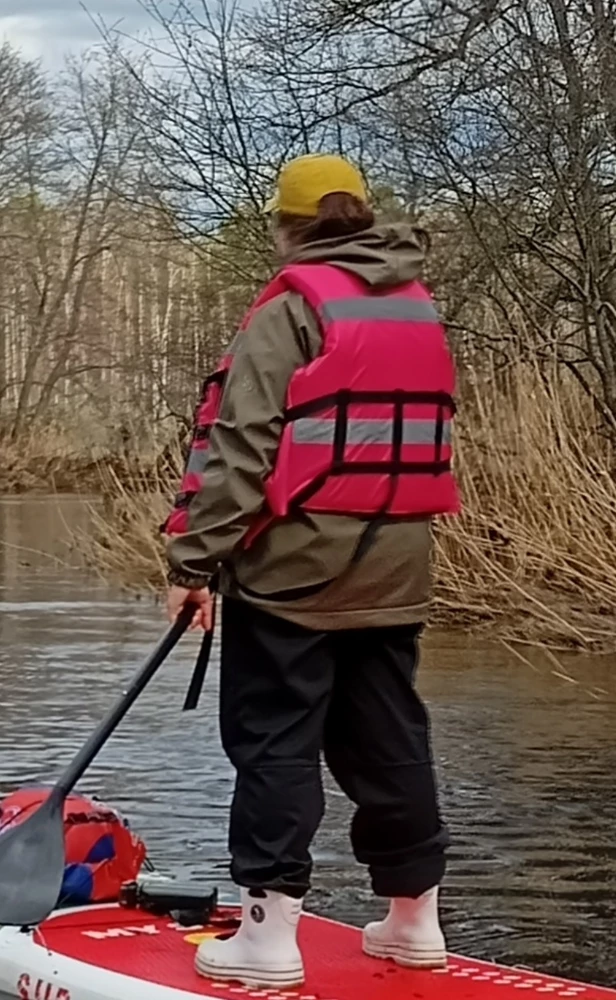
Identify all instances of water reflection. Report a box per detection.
[0,497,614,990]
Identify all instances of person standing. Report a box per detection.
[165,153,459,988]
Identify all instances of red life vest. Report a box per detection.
[165,263,459,538]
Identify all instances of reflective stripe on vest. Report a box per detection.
[292,417,452,447]
[319,297,440,324]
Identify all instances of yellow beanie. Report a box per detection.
[264,153,368,218]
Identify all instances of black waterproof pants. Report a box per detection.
[219,597,448,900]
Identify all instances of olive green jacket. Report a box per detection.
[167,223,433,629]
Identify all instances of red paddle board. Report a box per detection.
[0,904,613,1000]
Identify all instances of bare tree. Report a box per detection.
[0,43,51,196]
[287,0,616,431]
[99,1,277,274]
[432,0,616,431]
[0,43,227,444]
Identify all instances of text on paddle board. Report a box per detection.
[80,921,202,939]
[17,975,70,1000]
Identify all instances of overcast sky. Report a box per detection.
[0,1,155,68]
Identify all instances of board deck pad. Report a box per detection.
[33,905,616,1000]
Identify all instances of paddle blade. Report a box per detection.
[0,791,65,926]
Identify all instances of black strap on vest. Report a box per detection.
[332,390,350,469]
[285,389,456,421]
[182,573,219,711]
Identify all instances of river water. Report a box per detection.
[0,497,615,993]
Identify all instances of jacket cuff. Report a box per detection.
[167,567,211,591]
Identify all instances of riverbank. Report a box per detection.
[62,361,616,653]
[0,429,180,497]
[0,433,102,495]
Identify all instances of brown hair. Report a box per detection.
[278,192,374,246]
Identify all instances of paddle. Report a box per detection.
[0,605,195,928]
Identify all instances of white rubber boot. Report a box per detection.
[363,887,447,969]
[195,888,305,987]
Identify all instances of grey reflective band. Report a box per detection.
[186,448,209,475]
[319,298,440,324]
[292,418,452,447]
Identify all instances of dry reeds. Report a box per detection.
[76,452,182,590]
[435,358,616,648]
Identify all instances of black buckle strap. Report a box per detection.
[330,460,451,475]
[435,403,444,466]
[392,392,404,468]
[333,390,350,468]
[286,389,455,422]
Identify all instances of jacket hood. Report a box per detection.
[287,222,427,289]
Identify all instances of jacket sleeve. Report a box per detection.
[167,292,321,588]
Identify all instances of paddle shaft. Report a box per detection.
[54,605,195,798]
